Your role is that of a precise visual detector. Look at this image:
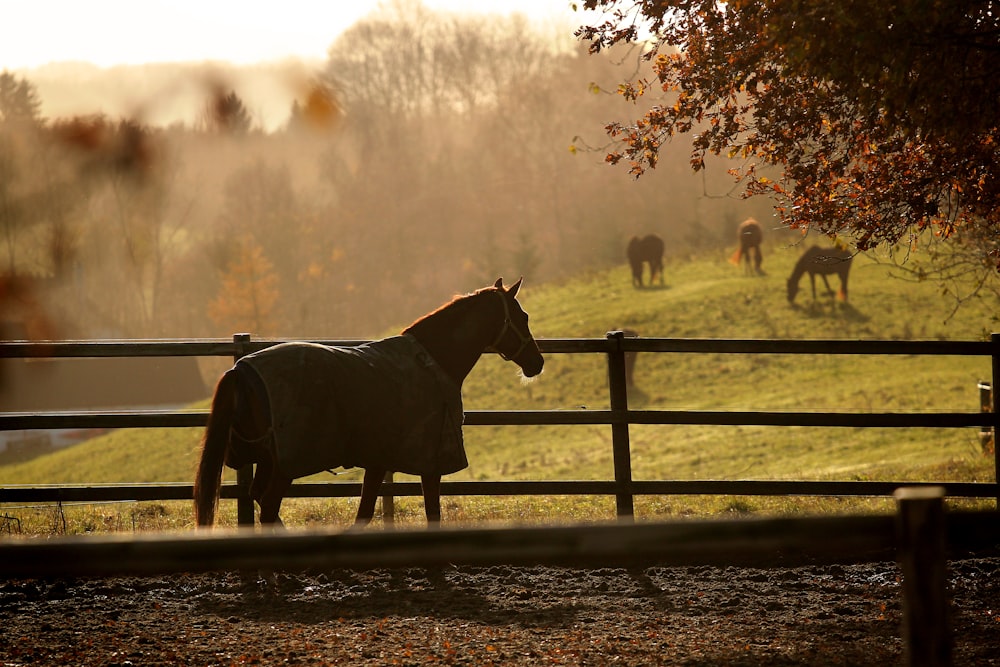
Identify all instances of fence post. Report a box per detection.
[894,486,951,667]
[606,331,634,520]
[382,471,395,528]
[232,333,255,528]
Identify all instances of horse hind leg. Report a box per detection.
[254,458,290,528]
[258,481,290,528]
[740,245,753,275]
[820,274,835,296]
[248,462,289,592]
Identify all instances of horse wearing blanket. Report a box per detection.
[194,278,544,528]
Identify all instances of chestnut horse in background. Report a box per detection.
[730,218,763,275]
[627,234,665,287]
[787,245,854,304]
[194,278,544,529]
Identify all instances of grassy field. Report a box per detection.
[2,239,998,534]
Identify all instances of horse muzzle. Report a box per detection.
[519,353,544,378]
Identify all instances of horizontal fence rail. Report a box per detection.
[1,334,998,516]
[1,409,996,430]
[1,480,994,505]
[0,337,993,357]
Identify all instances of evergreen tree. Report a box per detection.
[0,71,42,125]
[204,89,253,135]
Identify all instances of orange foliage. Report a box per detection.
[578,1,1000,267]
[208,242,279,336]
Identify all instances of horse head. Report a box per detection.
[489,277,544,378]
[786,276,800,304]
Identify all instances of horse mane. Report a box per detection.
[402,286,496,334]
[400,285,508,385]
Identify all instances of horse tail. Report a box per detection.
[194,369,237,527]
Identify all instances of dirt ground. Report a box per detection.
[2,557,999,666]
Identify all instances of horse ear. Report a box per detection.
[494,278,504,290]
[508,277,522,297]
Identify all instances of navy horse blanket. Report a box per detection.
[235,335,466,479]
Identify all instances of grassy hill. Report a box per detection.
[3,240,997,530]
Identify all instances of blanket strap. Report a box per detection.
[232,424,274,445]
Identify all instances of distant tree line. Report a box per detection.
[0,1,771,341]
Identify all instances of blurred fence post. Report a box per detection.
[895,486,951,667]
[233,333,255,528]
[993,333,1000,506]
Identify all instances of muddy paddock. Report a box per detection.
[3,557,999,665]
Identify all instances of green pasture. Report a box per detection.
[2,240,998,534]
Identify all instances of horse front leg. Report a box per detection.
[421,474,442,526]
[355,467,386,528]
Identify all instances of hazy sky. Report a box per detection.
[1,0,585,70]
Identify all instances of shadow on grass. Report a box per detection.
[792,300,869,323]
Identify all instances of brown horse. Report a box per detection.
[729,218,763,275]
[193,278,544,529]
[627,234,665,287]
[787,245,853,304]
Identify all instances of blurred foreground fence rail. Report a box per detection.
[1,333,998,519]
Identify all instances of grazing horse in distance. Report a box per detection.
[787,245,853,304]
[627,234,665,287]
[729,218,764,275]
[194,278,544,529]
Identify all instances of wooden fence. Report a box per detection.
[2,337,999,667]
[1,332,999,522]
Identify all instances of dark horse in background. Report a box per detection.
[787,245,853,304]
[194,278,544,529]
[627,234,665,287]
[729,218,763,275]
